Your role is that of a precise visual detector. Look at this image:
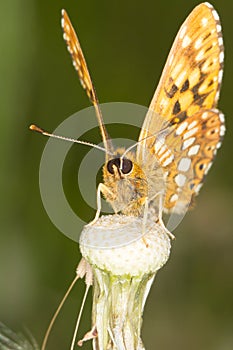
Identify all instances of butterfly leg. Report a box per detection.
[77,326,98,347]
[150,192,175,240]
[141,198,149,247]
[86,183,116,226]
[142,197,150,234]
[157,192,175,240]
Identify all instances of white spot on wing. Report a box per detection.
[219,52,224,64]
[215,90,220,102]
[201,17,208,26]
[202,111,209,119]
[176,121,188,136]
[220,125,226,136]
[160,98,169,109]
[170,194,178,202]
[63,33,68,41]
[178,157,192,172]
[162,154,174,167]
[195,38,203,49]
[218,37,223,46]
[219,113,225,123]
[204,2,213,9]
[72,55,80,66]
[176,70,187,88]
[216,24,221,33]
[204,162,212,175]
[171,62,183,79]
[196,49,205,61]
[168,53,174,66]
[154,138,164,153]
[212,40,218,47]
[179,25,187,40]
[175,174,187,187]
[67,46,73,54]
[212,9,220,21]
[158,145,167,156]
[218,69,223,83]
[187,120,198,130]
[183,127,198,140]
[154,143,161,154]
[202,58,217,74]
[182,137,195,150]
[80,79,86,89]
[182,35,191,48]
[195,183,203,194]
[188,144,200,156]
[160,150,171,162]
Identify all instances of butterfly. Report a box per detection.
[31,2,225,235]
[30,4,226,349]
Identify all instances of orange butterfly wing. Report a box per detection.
[137,2,225,212]
[61,10,112,155]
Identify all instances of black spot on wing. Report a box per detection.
[180,79,189,92]
[199,163,204,170]
[191,74,211,106]
[170,111,187,125]
[203,32,211,41]
[191,80,203,95]
[195,93,210,106]
[208,79,214,87]
[177,111,188,123]
[172,100,181,115]
[202,122,207,130]
[166,84,178,98]
[205,45,212,53]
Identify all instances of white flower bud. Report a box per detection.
[80,214,171,277]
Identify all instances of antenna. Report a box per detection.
[41,274,79,350]
[70,284,90,350]
[29,124,114,156]
[122,124,173,159]
[41,259,93,350]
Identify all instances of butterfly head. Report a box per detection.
[104,148,146,180]
[102,149,148,215]
[106,156,133,179]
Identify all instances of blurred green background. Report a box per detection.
[1,0,233,349]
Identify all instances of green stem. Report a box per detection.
[92,268,156,350]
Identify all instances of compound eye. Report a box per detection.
[107,158,120,174]
[121,158,133,174]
